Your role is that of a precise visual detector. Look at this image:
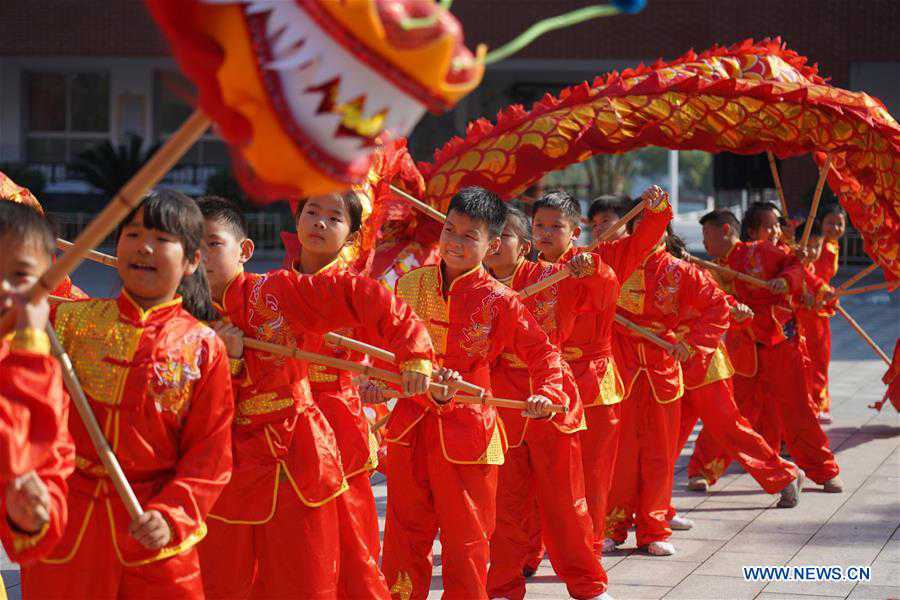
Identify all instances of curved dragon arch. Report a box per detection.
[416,38,900,280]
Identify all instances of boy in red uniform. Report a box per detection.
[533,189,672,557]
[484,207,617,600]
[198,193,434,599]
[796,205,845,423]
[23,190,235,599]
[0,201,74,565]
[587,195,630,243]
[605,226,730,557]
[382,187,568,600]
[696,206,843,494]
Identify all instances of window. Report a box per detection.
[24,72,111,181]
[154,71,229,186]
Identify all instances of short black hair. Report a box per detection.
[447,186,507,237]
[796,219,823,242]
[0,199,56,258]
[532,190,581,227]
[295,190,366,234]
[588,194,631,221]
[741,201,782,242]
[699,209,740,232]
[197,195,249,239]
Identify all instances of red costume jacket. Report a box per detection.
[43,292,234,565]
[387,264,568,464]
[720,240,820,347]
[0,331,74,564]
[490,257,619,447]
[614,248,730,402]
[681,270,737,389]
[211,268,433,523]
[554,200,672,407]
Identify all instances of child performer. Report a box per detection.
[532,189,672,557]
[796,205,845,422]
[587,195,630,243]
[605,224,730,557]
[697,206,842,494]
[0,202,74,565]
[198,192,433,599]
[484,207,617,600]
[381,187,568,600]
[22,190,235,598]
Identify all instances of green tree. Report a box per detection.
[69,134,160,197]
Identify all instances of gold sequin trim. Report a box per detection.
[616,267,645,314]
[500,352,528,369]
[700,346,734,387]
[308,364,338,383]
[55,300,144,406]
[396,267,449,355]
[10,328,50,355]
[237,393,294,417]
[389,571,413,600]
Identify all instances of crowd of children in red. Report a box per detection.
[2,176,889,600]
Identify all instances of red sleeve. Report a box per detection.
[501,296,568,408]
[769,243,806,294]
[145,335,234,545]
[680,265,730,359]
[594,200,672,281]
[281,272,434,369]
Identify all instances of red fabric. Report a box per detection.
[606,376,681,546]
[580,404,622,553]
[200,479,340,599]
[797,309,832,411]
[720,240,808,347]
[696,339,840,485]
[521,506,544,572]
[211,268,433,522]
[387,264,567,463]
[24,525,203,599]
[335,473,390,599]
[0,340,73,564]
[681,379,797,494]
[382,415,498,600]
[615,249,731,403]
[881,340,900,412]
[488,432,606,600]
[44,293,233,566]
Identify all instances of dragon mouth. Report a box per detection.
[204,0,427,171]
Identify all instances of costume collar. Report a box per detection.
[118,289,182,324]
[439,261,483,294]
[291,255,341,277]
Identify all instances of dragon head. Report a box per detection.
[146,0,484,198]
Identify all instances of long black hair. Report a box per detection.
[118,189,217,321]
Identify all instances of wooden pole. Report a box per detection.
[800,154,833,246]
[838,263,879,291]
[1,110,210,334]
[766,151,790,218]
[835,305,890,365]
[388,184,447,224]
[613,314,676,353]
[56,239,118,268]
[836,281,895,297]
[47,327,144,519]
[686,255,769,288]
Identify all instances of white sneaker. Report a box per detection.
[669,514,694,530]
[586,593,615,600]
[819,411,833,424]
[647,540,676,556]
[601,538,618,554]
[777,470,804,508]
[687,476,709,492]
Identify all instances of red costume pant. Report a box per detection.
[334,472,390,599]
[382,417,498,600]
[693,339,839,486]
[22,517,203,599]
[200,477,340,599]
[606,376,680,547]
[798,311,832,412]
[580,403,622,554]
[487,430,607,600]
[521,497,545,572]
[682,379,797,493]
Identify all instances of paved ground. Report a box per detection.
[2,267,896,599]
